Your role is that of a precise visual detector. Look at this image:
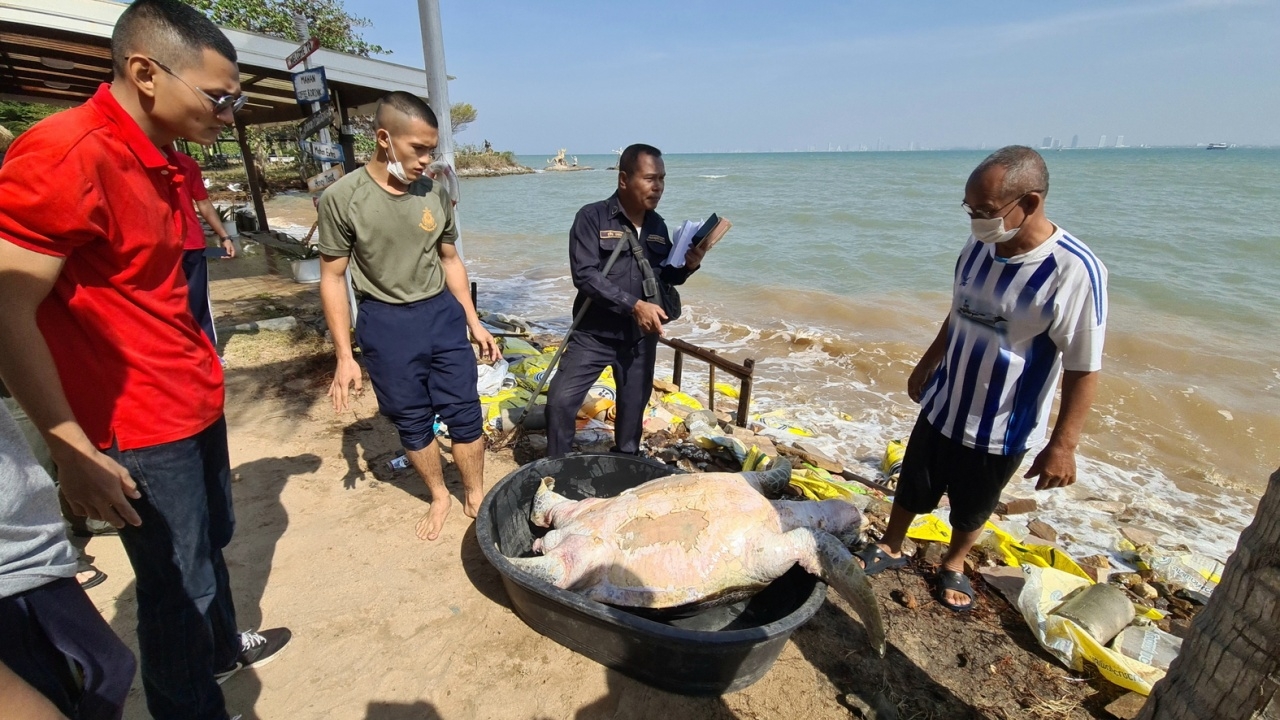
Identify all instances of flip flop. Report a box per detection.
[854,544,908,576]
[78,567,108,590]
[936,570,975,612]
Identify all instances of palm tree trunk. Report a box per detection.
[1139,467,1280,720]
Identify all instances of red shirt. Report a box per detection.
[172,150,211,251]
[0,84,223,451]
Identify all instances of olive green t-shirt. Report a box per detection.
[316,168,456,304]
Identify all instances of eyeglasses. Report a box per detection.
[148,57,247,116]
[961,191,1043,220]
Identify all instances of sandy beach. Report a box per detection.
[64,250,1154,720]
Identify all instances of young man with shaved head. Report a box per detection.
[319,92,498,542]
[0,1,288,717]
[855,146,1108,613]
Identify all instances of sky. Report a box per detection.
[342,0,1280,154]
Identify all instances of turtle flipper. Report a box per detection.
[509,554,568,587]
[742,458,792,498]
[799,529,887,657]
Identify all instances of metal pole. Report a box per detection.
[417,0,465,259]
[417,0,454,166]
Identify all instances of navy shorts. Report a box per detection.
[356,292,482,449]
[0,577,136,719]
[893,414,1026,533]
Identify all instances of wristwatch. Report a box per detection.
[218,236,231,243]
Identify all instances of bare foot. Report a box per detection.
[463,487,484,519]
[940,562,973,609]
[415,501,451,541]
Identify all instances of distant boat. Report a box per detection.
[1206,143,1228,150]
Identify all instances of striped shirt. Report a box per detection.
[919,226,1107,455]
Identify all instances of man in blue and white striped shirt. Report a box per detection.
[856,146,1107,612]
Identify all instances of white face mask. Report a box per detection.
[383,134,411,184]
[970,215,1022,244]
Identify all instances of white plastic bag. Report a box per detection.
[476,358,513,397]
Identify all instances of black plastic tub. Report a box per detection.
[476,453,828,695]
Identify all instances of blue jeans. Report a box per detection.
[109,416,239,720]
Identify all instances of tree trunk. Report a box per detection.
[1139,467,1280,720]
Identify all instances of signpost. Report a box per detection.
[291,67,329,104]
[286,36,320,70]
[298,106,334,140]
[298,140,344,164]
[306,165,345,193]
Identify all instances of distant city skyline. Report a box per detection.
[346,0,1280,154]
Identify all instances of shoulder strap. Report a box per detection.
[599,228,630,276]
[625,229,660,301]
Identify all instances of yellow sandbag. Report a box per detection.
[983,523,1093,582]
[662,391,704,411]
[904,515,1092,582]
[905,514,955,544]
[880,439,905,480]
[509,349,559,391]
[498,336,540,358]
[578,396,615,420]
[1018,566,1163,695]
[752,410,815,437]
[714,382,739,399]
[789,464,860,501]
[589,366,617,402]
[480,387,542,432]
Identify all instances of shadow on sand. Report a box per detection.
[108,452,320,720]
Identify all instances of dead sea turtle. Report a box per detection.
[509,460,886,656]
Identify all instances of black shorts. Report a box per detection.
[894,414,1026,533]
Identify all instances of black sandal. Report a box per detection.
[854,545,908,576]
[78,567,108,590]
[936,570,975,612]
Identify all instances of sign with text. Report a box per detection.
[306,165,345,193]
[298,106,334,139]
[299,140,343,163]
[286,37,321,70]
[291,67,329,104]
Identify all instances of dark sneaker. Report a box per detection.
[215,628,291,685]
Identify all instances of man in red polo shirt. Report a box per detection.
[173,147,236,351]
[0,1,288,718]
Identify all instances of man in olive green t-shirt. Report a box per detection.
[318,91,498,542]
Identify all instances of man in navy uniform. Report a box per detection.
[546,144,713,457]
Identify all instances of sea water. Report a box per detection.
[273,149,1280,562]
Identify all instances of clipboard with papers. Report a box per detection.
[663,213,732,267]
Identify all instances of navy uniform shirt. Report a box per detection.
[569,193,696,342]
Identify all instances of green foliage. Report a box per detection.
[0,101,63,134]
[454,144,525,171]
[189,0,388,57]
[450,102,477,134]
